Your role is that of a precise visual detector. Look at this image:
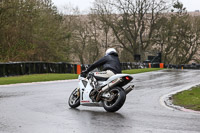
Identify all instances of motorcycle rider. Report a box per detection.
[81,48,121,91]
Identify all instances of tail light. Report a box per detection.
[125,76,131,80]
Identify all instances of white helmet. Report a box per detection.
[106,48,117,55]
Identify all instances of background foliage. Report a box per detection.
[0,0,200,64]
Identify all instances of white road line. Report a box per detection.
[160,82,200,114]
[0,79,78,87]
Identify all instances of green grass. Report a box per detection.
[0,68,163,85]
[172,86,200,111]
[122,68,163,74]
[0,74,78,85]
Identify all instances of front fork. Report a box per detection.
[77,88,80,97]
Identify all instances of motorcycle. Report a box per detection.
[68,72,134,112]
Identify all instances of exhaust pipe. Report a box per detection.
[125,85,134,94]
[96,78,122,101]
[101,78,122,92]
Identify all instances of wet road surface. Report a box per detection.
[0,69,200,133]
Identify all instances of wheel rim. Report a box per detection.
[69,89,80,105]
[104,89,120,107]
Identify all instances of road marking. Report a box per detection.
[0,79,78,87]
[160,82,200,114]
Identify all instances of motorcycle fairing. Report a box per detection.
[78,74,132,106]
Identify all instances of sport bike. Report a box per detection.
[68,72,134,112]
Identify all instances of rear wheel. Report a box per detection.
[102,87,126,112]
[68,88,80,108]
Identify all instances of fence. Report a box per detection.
[1,62,199,77]
[166,64,200,69]
[0,62,77,77]
[0,62,150,77]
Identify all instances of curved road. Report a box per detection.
[0,69,200,133]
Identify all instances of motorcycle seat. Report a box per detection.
[94,76,108,81]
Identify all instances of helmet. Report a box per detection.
[106,48,117,55]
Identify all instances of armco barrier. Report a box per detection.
[0,62,148,77]
[0,62,160,77]
[2,62,199,77]
[0,62,77,77]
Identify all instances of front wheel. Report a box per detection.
[68,88,80,108]
[102,87,126,112]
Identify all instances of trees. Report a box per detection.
[93,0,168,61]
[1,0,200,64]
[0,0,70,62]
[63,8,104,64]
[92,0,200,64]
[31,0,66,61]
[153,1,200,64]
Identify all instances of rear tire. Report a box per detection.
[68,88,80,108]
[103,87,126,112]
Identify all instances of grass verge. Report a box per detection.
[172,86,200,111]
[122,68,163,74]
[0,68,163,85]
[0,74,78,85]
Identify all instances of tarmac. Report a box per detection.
[0,69,200,133]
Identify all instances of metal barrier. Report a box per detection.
[0,62,77,77]
[166,64,200,69]
[0,62,148,77]
[1,62,199,77]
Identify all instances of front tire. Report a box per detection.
[68,88,80,108]
[103,87,126,112]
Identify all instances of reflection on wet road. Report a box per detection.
[0,69,200,133]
